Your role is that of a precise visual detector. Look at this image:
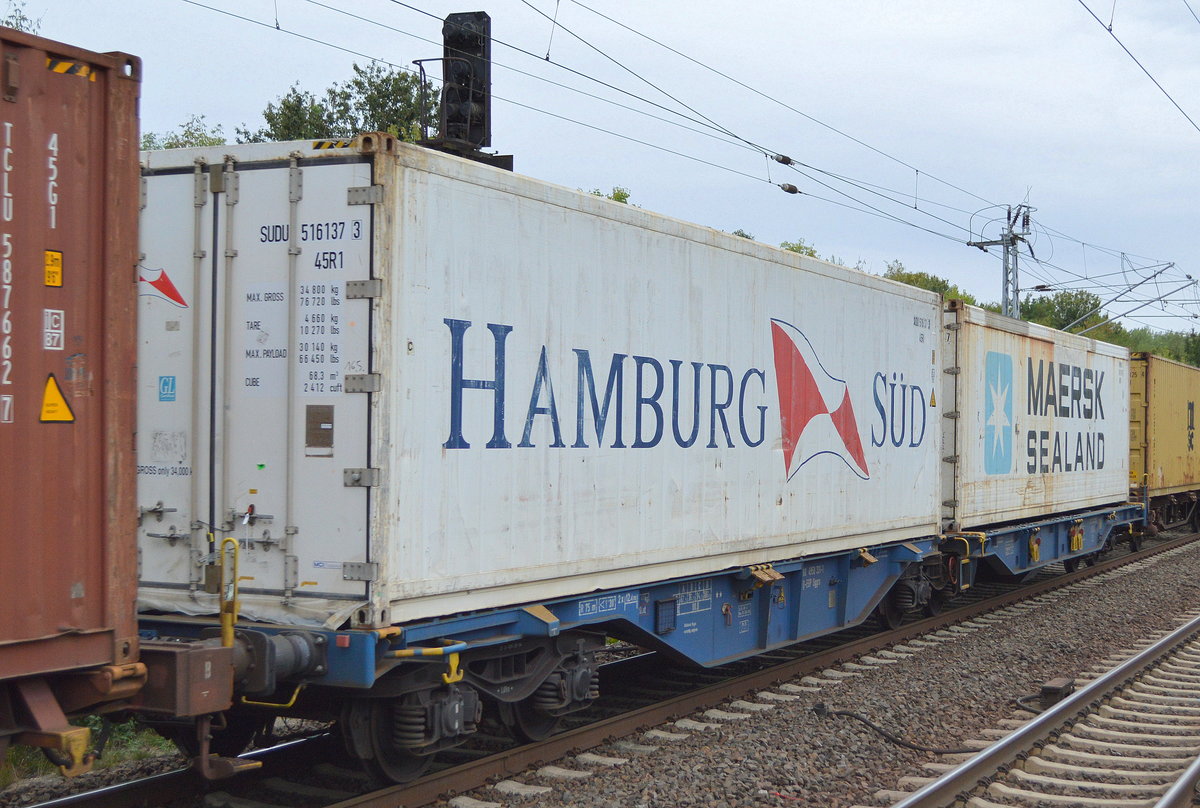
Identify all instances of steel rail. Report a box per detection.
[1154,744,1200,808]
[328,532,1200,808]
[890,608,1200,808]
[22,532,1196,808]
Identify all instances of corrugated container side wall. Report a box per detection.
[944,302,1130,529]
[1136,353,1200,496]
[0,29,141,679]
[1129,354,1147,492]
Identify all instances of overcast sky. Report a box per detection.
[39,0,1200,332]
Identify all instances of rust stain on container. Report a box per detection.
[0,27,141,680]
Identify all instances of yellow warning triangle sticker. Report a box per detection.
[40,374,75,423]
[929,389,937,407]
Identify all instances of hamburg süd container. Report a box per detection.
[941,301,1131,531]
[0,28,141,682]
[1129,352,1200,497]
[137,136,946,630]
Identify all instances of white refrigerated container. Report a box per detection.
[941,301,1130,530]
[137,136,945,629]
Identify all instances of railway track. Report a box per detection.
[19,530,1197,808]
[882,606,1200,808]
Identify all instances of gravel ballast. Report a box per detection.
[5,543,1200,808]
[445,543,1200,808]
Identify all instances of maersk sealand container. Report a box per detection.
[136,135,945,630]
[941,301,1131,532]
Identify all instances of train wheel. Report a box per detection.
[360,700,433,784]
[923,591,948,617]
[1063,557,1079,573]
[497,698,562,743]
[877,598,905,630]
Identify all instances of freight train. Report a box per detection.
[0,25,1192,785]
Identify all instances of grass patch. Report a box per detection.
[0,717,176,789]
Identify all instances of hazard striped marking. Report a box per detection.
[311,140,350,149]
[46,57,96,81]
[40,374,74,423]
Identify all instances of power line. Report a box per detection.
[176,0,771,184]
[302,1,987,246]
[299,0,766,155]
[1075,0,1200,135]
[1183,0,1200,26]
[548,0,1197,324]
[563,0,999,209]
[180,0,1200,331]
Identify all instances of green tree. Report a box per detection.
[882,260,980,305]
[237,62,437,143]
[141,114,226,151]
[779,238,817,258]
[1,1,40,33]
[1020,290,1102,331]
[590,186,631,204]
[731,228,755,240]
[1183,332,1200,367]
[1021,289,1132,343]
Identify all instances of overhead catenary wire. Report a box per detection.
[545,0,1199,325]
[178,0,1200,331]
[178,0,979,249]
[1183,0,1200,27]
[1075,0,1200,135]
[299,0,768,153]
[562,0,999,209]
[304,0,1005,229]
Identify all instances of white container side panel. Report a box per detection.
[138,158,373,626]
[373,146,945,622]
[137,171,206,588]
[947,304,1130,528]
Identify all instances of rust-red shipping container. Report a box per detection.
[0,25,140,726]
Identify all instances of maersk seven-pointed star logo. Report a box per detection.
[984,351,1012,474]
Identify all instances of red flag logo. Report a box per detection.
[138,267,188,308]
[770,318,869,480]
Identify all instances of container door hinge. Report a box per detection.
[193,163,208,206]
[348,185,384,205]
[346,279,382,299]
[289,163,303,202]
[345,373,381,393]
[223,176,239,204]
[139,176,147,211]
[943,411,960,419]
[342,561,378,582]
[344,468,380,487]
[944,322,961,331]
[943,366,960,375]
[942,455,959,464]
[284,555,298,590]
[942,499,960,508]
